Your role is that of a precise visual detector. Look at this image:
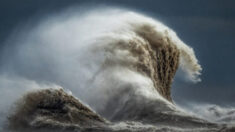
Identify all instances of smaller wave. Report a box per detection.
[183,103,235,123]
[8,88,107,131]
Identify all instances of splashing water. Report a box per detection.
[0,7,234,132]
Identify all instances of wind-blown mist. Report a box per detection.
[0,7,234,132]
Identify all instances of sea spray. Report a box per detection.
[0,7,233,132]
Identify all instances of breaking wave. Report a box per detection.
[0,7,234,131]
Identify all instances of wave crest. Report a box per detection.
[1,8,230,132]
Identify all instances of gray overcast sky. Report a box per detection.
[0,0,235,105]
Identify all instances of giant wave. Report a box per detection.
[0,7,234,132]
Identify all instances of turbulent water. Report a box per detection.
[0,7,234,132]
